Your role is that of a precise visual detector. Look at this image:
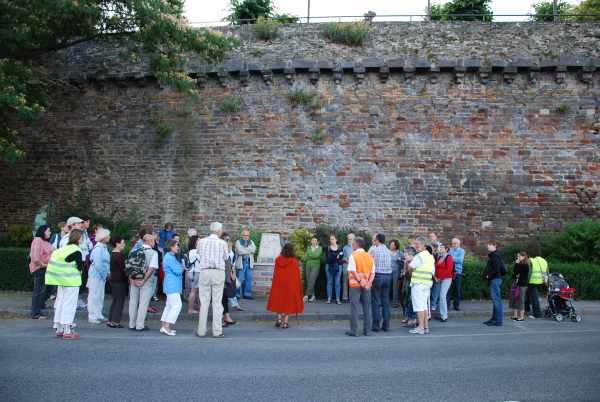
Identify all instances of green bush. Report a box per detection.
[289,228,313,261]
[254,17,279,40]
[0,247,32,290]
[6,224,32,247]
[460,257,600,300]
[46,190,143,242]
[321,22,370,46]
[541,219,600,264]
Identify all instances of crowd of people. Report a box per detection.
[27,217,549,339]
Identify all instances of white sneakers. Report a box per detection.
[309,296,316,302]
[409,327,426,335]
[160,327,176,336]
[303,296,308,302]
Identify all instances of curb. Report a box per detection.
[2,307,598,321]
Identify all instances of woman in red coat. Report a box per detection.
[267,243,304,329]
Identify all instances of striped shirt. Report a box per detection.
[368,244,392,274]
[197,234,228,270]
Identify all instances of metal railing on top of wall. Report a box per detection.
[189,14,600,27]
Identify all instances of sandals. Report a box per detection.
[275,319,282,328]
[281,322,289,329]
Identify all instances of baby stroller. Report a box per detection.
[544,273,582,322]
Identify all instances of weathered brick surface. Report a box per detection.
[1,23,599,250]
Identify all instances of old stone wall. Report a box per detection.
[1,22,599,249]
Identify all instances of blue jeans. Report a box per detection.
[326,264,342,301]
[236,265,253,298]
[371,273,392,330]
[430,281,441,310]
[490,278,503,325]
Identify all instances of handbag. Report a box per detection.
[509,281,521,301]
[224,279,236,298]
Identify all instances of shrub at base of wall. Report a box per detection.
[0,248,32,291]
[1,247,599,299]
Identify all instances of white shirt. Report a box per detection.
[188,249,201,273]
[142,244,159,270]
[346,248,375,273]
[197,234,228,270]
[409,253,424,270]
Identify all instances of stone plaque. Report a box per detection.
[256,233,282,264]
[253,233,282,296]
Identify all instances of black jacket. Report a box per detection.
[483,251,505,281]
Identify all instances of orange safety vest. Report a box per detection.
[349,250,375,289]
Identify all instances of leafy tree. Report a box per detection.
[429,0,493,22]
[0,0,237,164]
[225,0,298,25]
[226,0,274,24]
[573,0,600,21]
[531,1,574,22]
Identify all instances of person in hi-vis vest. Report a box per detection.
[405,237,435,335]
[526,256,548,319]
[45,229,85,340]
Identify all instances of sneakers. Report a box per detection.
[336,300,342,305]
[160,327,176,336]
[309,296,316,302]
[409,327,425,335]
[528,315,536,320]
[325,299,331,304]
[62,332,80,340]
[88,319,102,324]
[303,296,308,303]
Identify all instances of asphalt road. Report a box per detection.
[1,316,600,402]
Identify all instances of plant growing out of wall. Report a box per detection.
[289,89,316,106]
[153,119,175,148]
[220,97,242,114]
[556,103,571,114]
[311,129,324,144]
[321,22,370,46]
[254,17,280,40]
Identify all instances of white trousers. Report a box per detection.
[161,293,182,325]
[411,283,431,312]
[87,277,106,321]
[54,286,79,328]
[197,269,225,337]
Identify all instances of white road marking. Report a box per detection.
[0,328,598,342]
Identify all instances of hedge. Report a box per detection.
[460,259,600,300]
[0,247,32,291]
[2,247,600,299]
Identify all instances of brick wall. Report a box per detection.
[1,22,599,250]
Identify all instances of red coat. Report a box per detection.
[267,256,304,314]
[435,255,454,280]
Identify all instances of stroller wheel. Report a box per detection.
[572,314,582,323]
[554,313,564,322]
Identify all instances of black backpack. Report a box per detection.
[125,247,147,279]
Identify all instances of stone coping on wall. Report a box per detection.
[63,55,600,86]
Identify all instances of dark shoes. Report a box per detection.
[345,331,358,337]
[440,318,448,323]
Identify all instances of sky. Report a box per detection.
[185,0,583,25]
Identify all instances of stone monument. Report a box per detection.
[252,233,282,297]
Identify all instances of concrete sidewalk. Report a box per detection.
[2,290,599,321]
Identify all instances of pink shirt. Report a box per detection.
[29,237,55,273]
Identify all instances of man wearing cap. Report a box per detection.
[87,228,111,323]
[59,217,84,248]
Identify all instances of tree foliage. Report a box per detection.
[429,0,493,22]
[0,0,237,164]
[531,0,600,21]
[225,0,298,24]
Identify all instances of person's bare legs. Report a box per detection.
[188,288,199,313]
[417,311,427,330]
